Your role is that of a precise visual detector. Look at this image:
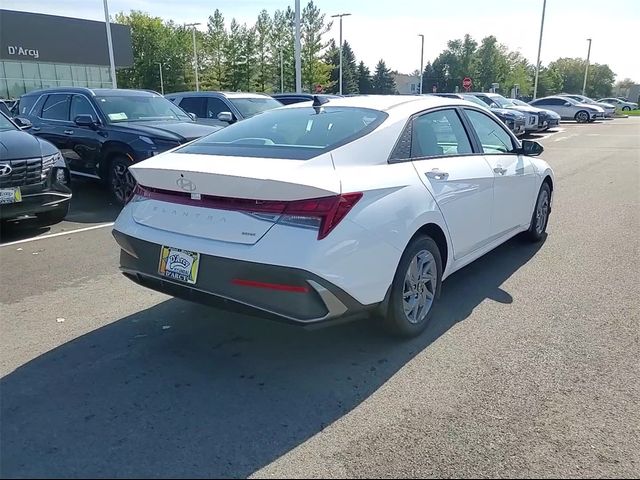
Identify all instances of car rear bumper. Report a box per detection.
[0,189,71,221]
[113,230,376,326]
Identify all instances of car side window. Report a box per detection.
[207,98,230,119]
[411,109,473,159]
[41,94,71,121]
[70,95,96,121]
[179,97,207,118]
[465,109,516,154]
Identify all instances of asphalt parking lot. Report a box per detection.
[1,118,638,478]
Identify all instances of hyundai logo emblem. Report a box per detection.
[0,164,12,177]
[176,176,196,192]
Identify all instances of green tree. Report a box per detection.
[301,0,332,92]
[254,10,273,92]
[422,62,437,93]
[504,51,533,96]
[223,19,244,91]
[357,61,372,94]
[474,35,509,92]
[270,7,295,92]
[371,59,396,94]
[548,57,615,97]
[115,11,191,93]
[535,66,563,97]
[238,24,258,91]
[202,10,226,90]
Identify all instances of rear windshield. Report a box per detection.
[177,106,388,160]
[229,97,283,118]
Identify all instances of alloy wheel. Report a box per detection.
[402,250,437,324]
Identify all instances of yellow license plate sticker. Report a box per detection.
[158,246,200,284]
[0,187,22,204]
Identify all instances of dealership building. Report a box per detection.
[0,9,133,99]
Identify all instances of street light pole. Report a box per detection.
[533,0,547,100]
[331,13,352,95]
[185,23,201,91]
[280,48,284,92]
[582,38,592,96]
[103,0,117,88]
[418,34,424,94]
[157,62,164,95]
[294,0,302,93]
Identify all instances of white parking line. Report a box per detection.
[0,222,115,248]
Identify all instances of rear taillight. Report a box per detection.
[280,193,363,239]
[131,185,362,240]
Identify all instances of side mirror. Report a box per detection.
[75,114,97,128]
[14,117,32,130]
[187,112,197,121]
[217,111,235,124]
[520,139,544,156]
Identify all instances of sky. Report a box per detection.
[3,0,639,81]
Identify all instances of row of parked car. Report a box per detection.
[0,86,635,229]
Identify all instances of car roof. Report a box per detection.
[22,87,162,97]
[167,91,272,99]
[279,94,474,119]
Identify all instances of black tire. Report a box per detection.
[108,155,136,205]
[525,182,551,242]
[383,235,443,338]
[622,106,631,112]
[575,110,590,123]
[37,203,69,227]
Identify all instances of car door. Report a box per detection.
[66,94,103,176]
[407,108,494,259]
[464,108,537,238]
[37,93,73,154]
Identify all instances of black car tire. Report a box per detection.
[384,235,443,338]
[109,155,136,205]
[575,110,590,123]
[37,203,69,227]
[525,182,551,242]
[622,106,631,111]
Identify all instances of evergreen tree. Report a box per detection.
[371,59,396,94]
[357,61,372,94]
[254,10,273,92]
[301,0,332,92]
[202,10,226,90]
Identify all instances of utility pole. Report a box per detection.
[582,38,592,96]
[418,34,424,94]
[185,23,201,91]
[157,62,164,95]
[533,0,547,99]
[331,13,352,95]
[103,0,117,88]
[294,0,302,93]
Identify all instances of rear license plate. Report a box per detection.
[158,246,200,284]
[0,187,22,205]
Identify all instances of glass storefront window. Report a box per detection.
[55,64,73,86]
[0,61,118,99]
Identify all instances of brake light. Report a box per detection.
[131,185,362,239]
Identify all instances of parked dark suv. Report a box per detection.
[0,111,71,225]
[166,91,283,127]
[14,88,221,203]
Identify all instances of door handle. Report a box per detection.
[31,126,41,131]
[64,129,74,135]
[494,166,507,175]
[425,170,449,180]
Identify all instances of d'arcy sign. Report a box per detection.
[7,46,40,59]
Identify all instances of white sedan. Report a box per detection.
[113,95,554,337]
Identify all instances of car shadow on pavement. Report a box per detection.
[0,178,120,244]
[0,236,545,478]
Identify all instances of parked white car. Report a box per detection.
[597,97,638,111]
[559,94,616,117]
[113,96,554,337]
[530,96,604,123]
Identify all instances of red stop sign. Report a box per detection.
[463,77,472,89]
